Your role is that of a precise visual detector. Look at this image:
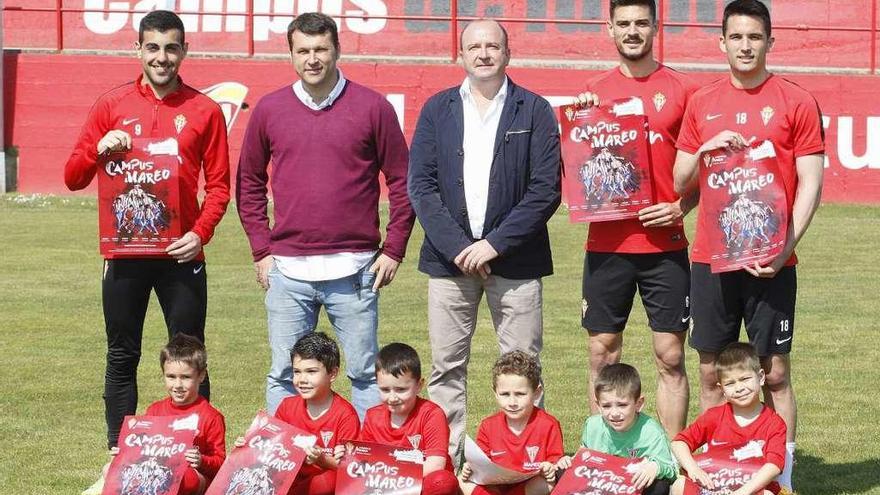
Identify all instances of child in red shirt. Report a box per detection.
[274,332,360,495]
[86,335,226,495]
[146,334,226,495]
[459,351,563,495]
[359,343,459,495]
[671,343,787,495]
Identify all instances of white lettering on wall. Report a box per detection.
[83,0,130,34]
[82,0,389,39]
[346,0,387,34]
[836,116,880,170]
[386,94,405,132]
[822,115,831,168]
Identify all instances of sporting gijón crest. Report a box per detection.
[321,430,334,448]
[524,445,542,470]
[407,434,422,450]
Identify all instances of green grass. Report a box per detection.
[0,195,878,494]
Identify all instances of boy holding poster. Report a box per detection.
[359,343,459,495]
[274,332,360,494]
[144,334,226,494]
[670,343,786,495]
[557,363,677,495]
[100,334,226,495]
[459,351,563,495]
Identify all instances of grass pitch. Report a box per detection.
[0,195,878,494]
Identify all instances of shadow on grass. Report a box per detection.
[797,453,880,494]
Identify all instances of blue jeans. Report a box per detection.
[265,263,380,419]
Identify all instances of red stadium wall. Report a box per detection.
[4,0,880,71]
[5,52,880,203]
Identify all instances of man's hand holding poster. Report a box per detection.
[98,137,181,257]
[336,440,423,495]
[559,98,654,223]
[205,412,308,495]
[700,141,788,273]
[552,447,644,495]
[683,441,766,495]
[103,414,198,495]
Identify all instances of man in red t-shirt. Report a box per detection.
[574,0,699,438]
[672,2,824,491]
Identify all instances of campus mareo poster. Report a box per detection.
[559,98,654,223]
[336,440,423,495]
[551,447,643,495]
[103,414,198,495]
[205,412,309,495]
[98,137,181,257]
[683,441,767,495]
[700,141,788,273]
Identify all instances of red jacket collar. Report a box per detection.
[135,74,186,103]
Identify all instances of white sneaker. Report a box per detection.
[81,474,105,495]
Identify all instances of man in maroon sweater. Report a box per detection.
[236,12,415,419]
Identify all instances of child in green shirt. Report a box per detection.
[558,363,677,495]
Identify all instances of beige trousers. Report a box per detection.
[426,274,544,467]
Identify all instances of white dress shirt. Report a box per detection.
[276,69,377,282]
[460,77,508,239]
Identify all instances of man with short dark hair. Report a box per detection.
[575,0,698,438]
[65,10,230,495]
[673,1,824,490]
[237,12,415,419]
[408,19,561,465]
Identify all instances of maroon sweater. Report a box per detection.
[236,81,414,262]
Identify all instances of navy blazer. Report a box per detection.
[408,79,562,279]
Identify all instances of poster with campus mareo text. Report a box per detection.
[336,440,423,495]
[205,412,309,495]
[683,441,767,495]
[98,137,181,257]
[699,141,788,273]
[551,447,645,495]
[103,414,197,495]
[560,98,655,223]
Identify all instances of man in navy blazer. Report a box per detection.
[408,19,561,465]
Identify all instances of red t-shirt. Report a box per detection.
[360,397,453,471]
[476,408,564,472]
[676,75,825,265]
[145,396,226,481]
[275,393,360,478]
[583,65,699,253]
[674,403,786,490]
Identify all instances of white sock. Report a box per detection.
[777,441,796,491]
